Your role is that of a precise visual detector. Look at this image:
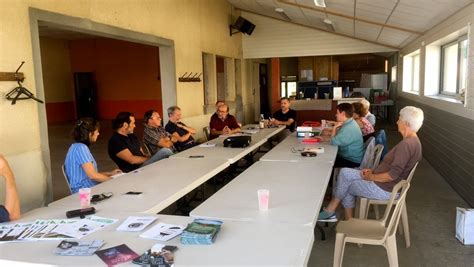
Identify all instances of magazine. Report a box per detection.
[132,243,177,267]
[140,223,184,241]
[116,216,157,232]
[95,244,139,266]
[54,240,104,256]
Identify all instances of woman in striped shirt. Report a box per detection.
[64,118,121,193]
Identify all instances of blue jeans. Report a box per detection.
[142,148,173,166]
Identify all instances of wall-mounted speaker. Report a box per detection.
[230,16,255,36]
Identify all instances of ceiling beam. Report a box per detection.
[277,0,424,35]
[237,8,400,50]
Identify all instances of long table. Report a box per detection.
[190,161,333,227]
[260,132,338,163]
[0,207,314,266]
[48,157,230,213]
[171,125,285,163]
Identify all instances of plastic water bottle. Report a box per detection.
[259,114,265,129]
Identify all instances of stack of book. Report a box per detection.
[180,219,223,245]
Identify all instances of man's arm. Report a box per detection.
[274,118,294,126]
[158,136,174,148]
[171,132,192,142]
[178,123,196,134]
[0,155,20,221]
[116,149,149,165]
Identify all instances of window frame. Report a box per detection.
[280,76,297,98]
[439,35,468,96]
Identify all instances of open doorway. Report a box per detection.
[30,9,177,202]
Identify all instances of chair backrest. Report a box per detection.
[405,162,419,183]
[371,144,384,170]
[142,143,152,156]
[203,126,210,141]
[61,164,73,194]
[380,180,410,240]
[374,129,388,159]
[359,137,375,169]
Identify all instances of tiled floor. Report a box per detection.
[47,121,474,266]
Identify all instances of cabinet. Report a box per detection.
[298,56,339,81]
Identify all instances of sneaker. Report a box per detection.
[318,210,337,222]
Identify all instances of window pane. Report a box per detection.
[442,43,458,93]
[459,39,468,91]
[281,82,286,97]
[412,54,420,92]
[287,82,297,97]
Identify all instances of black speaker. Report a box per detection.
[230,16,255,36]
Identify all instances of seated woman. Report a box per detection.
[318,106,423,221]
[321,103,365,168]
[353,102,375,138]
[0,155,20,222]
[64,118,121,193]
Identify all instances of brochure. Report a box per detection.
[140,223,185,241]
[116,216,157,232]
[54,240,104,256]
[19,219,77,241]
[0,222,33,242]
[132,243,177,267]
[96,244,139,266]
[53,218,109,239]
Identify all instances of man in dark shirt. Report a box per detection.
[165,106,196,152]
[108,112,171,172]
[0,154,20,223]
[271,97,297,131]
[209,104,241,139]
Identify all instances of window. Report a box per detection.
[440,36,468,95]
[280,76,297,98]
[402,50,420,93]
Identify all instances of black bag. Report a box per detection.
[223,135,252,148]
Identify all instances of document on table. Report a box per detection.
[116,216,157,232]
[199,143,216,147]
[139,222,185,241]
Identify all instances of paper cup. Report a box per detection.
[79,188,92,209]
[257,189,270,211]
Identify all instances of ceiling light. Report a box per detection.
[323,18,332,24]
[314,0,326,8]
[275,7,284,13]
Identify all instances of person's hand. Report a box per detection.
[170,135,178,143]
[361,169,373,181]
[223,126,231,134]
[0,155,13,178]
[334,122,343,129]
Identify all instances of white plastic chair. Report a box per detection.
[61,164,73,194]
[357,162,419,248]
[334,180,410,267]
[203,126,210,141]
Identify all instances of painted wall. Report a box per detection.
[241,11,397,59]
[69,38,162,120]
[0,0,244,212]
[39,37,75,123]
[397,4,474,205]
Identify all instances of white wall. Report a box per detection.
[241,11,397,59]
[399,3,474,120]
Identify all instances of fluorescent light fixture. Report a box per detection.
[314,0,326,8]
[323,18,332,24]
[275,7,284,12]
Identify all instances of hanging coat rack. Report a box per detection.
[3,62,44,105]
[178,72,202,82]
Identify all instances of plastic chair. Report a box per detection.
[357,162,419,248]
[61,164,73,195]
[374,129,388,159]
[203,126,210,141]
[334,180,411,267]
[359,137,375,169]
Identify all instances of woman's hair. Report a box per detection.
[399,106,424,132]
[337,103,354,118]
[72,118,100,146]
[353,102,368,117]
[360,99,371,109]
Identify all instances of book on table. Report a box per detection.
[180,219,223,245]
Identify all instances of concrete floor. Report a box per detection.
[47,121,474,266]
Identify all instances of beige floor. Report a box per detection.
[48,121,474,266]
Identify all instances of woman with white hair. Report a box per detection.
[361,99,376,127]
[318,106,423,221]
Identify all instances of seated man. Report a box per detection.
[165,106,196,151]
[209,104,241,139]
[108,112,172,172]
[143,110,176,155]
[271,97,297,141]
[209,100,225,123]
[318,106,423,221]
[0,155,20,223]
[321,103,364,168]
